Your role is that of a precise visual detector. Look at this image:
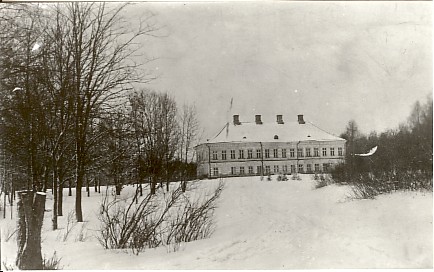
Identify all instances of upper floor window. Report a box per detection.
[314,148,319,157]
[265,149,270,158]
[290,149,295,158]
[221,150,227,160]
[247,149,253,159]
[330,148,335,156]
[306,148,311,157]
[322,147,327,156]
[212,151,218,160]
[239,150,245,159]
[282,149,287,158]
[338,147,343,156]
[256,149,261,158]
[230,150,236,159]
[273,149,278,158]
[297,148,304,157]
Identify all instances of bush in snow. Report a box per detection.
[42,251,62,270]
[314,174,331,189]
[97,180,225,254]
[164,181,224,250]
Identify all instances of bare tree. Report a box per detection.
[178,104,199,191]
[129,90,179,195]
[46,3,157,222]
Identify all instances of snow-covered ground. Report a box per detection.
[1,174,432,269]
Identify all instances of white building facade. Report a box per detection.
[195,114,346,178]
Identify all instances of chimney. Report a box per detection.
[276,115,284,124]
[233,115,241,125]
[297,114,305,124]
[255,115,263,125]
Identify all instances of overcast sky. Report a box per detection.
[125,1,432,140]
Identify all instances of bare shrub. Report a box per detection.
[97,180,225,254]
[165,181,224,251]
[314,174,332,189]
[3,225,17,242]
[97,186,183,254]
[2,260,15,271]
[42,251,62,270]
[57,210,77,242]
[75,222,89,242]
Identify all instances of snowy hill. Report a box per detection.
[1,174,432,269]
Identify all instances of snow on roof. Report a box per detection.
[205,121,345,144]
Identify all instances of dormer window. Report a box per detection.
[274,135,279,139]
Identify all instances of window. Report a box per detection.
[274,165,279,173]
[240,167,245,175]
[273,149,278,158]
[322,148,327,157]
[306,148,311,157]
[314,148,319,157]
[239,150,244,159]
[231,167,236,175]
[212,151,218,160]
[221,150,227,160]
[248,166,254,174]
[298,164,304,173]
[230,150,235,159]
[283,165,288,173]
[257,166,262,175]
[314,164,320,172]
[256,149,261,158]
[282,149,287,158]
[330,148,335,156]
[306,164,312,173]
[265,165,271,174]
[265,149,270,158]
[338,147,343,156]
[213,167,219,176]
[290,165,296,173]
[323,163,329,172]
[290,149,295,158]
[247,149,253,159]
[297,148,303,157]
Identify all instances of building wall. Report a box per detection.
[195,140,346,178]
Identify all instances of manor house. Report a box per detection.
[195,114,346,178]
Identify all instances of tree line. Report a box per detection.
[332,94,433,195]
[0,3,199,229]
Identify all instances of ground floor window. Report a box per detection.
[298,164,304,173]
[248,166,254,174]
[265,165,271,174]
[213,167,219,176]
[257,166,262,175]
[290,165,296,173]
[314,164,320,172]
[323,163,329,172]
[231,167,236,175]
[274,165,279,173]
[306,164,312,173]
[240,166,245,174]
[283,165,288,173]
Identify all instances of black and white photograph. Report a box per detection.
[0,1,432,269]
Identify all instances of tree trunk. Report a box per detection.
[86,177,90,197]
[16,191,46,270]
[52,167,58,230]
[94,177,98,192]
[58,179,63,216]
[150,177,156,195]
[68,179,72,196]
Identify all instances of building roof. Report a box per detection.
[205,120,345,144]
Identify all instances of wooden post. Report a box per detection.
[16,191,46,270]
